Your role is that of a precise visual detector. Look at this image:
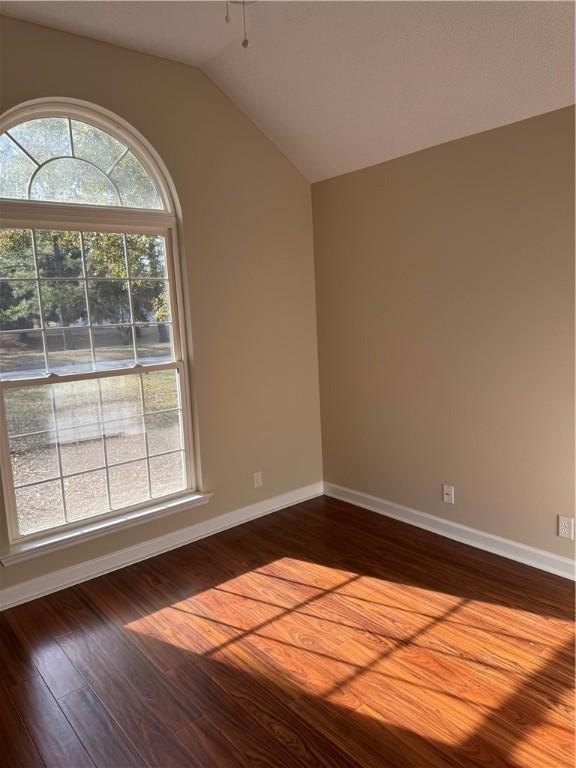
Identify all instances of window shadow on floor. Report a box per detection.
[2,495,574,767]
[121,629,574,767]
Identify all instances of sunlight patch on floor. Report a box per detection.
[123,552,574,761]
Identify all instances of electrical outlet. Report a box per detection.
[558,515,575,540]
[253,471,263,489]
[442,484,455,504]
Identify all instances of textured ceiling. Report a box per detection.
[2,1,574,181]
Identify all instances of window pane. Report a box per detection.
[150,452,185,498]
[9,118,71,164]
[105,417,146,465]
[59,423,104,476]
[53,379,100,429]
[0,134,36,200]
[4,385,54,435]
[87,280,131,324]
[9,431,59,486]
[2,213,186,538]
[46,328,92,373]
[109,459,149,509]
[126,234,166,277]
[145,411,182,456]
[35,230,82,278]
[0,229,176,378]
[131,280,170,323]
[64,470,109,521]
[30,158,120,206]
[93,326,135,369]
[1,119,163,209]
[0,229,35,278]
[110,152,162,210]
[143,369,179,412]
[100,374,141,420]
[83,232,126,277]
[15,480,65,536]
[71,120,125,172]
[0,280,41,330]
[4,370,188,537]
[0,330,45,379]
[40,280,88,327]
[135,323,172,365]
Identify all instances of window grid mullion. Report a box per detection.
[97,378,114,513]
[0,319,171,329]
[47,384,68,523]
[6,406,182,441]
[5,132,40,167]
[67,118,75,158]
[138,374,153,501]
[12,448,184,491]
[106,147,129,176]
[122,233,139,364]
[0,359,180,389]
[79,232,97,371]
[79,231,113,514]
[14,448,185,492]
[30,230,49,370]
[2,280,169,284]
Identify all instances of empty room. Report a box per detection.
[0,2,574,767]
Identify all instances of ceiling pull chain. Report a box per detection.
[242,0,249,48]
[224,0,252,48]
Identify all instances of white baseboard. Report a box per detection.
[0,482,324,610]
[3,479,572,609]
[324,482,575,581]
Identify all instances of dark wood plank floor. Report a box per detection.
[0,496,574,767]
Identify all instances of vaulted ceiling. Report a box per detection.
[3,1,574,181]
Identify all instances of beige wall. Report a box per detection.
[0,17,323,589]
[313,107,574,557]
[0,18,572,596]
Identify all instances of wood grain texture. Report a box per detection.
[3,601,85,700]
[0,680,44,768]
[58,686,146,768]
[0,496,573,767]
[6,676,94,768]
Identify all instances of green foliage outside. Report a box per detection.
[0,229,168,341]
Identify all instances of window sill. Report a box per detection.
[0,491,212,566]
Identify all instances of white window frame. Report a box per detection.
[0,98,206,561]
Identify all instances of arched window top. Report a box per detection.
[0,101,197,546]
[0,116,163,210]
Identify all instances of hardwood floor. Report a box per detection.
[0,495,573,767]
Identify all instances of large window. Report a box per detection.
[0,101,196,546]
